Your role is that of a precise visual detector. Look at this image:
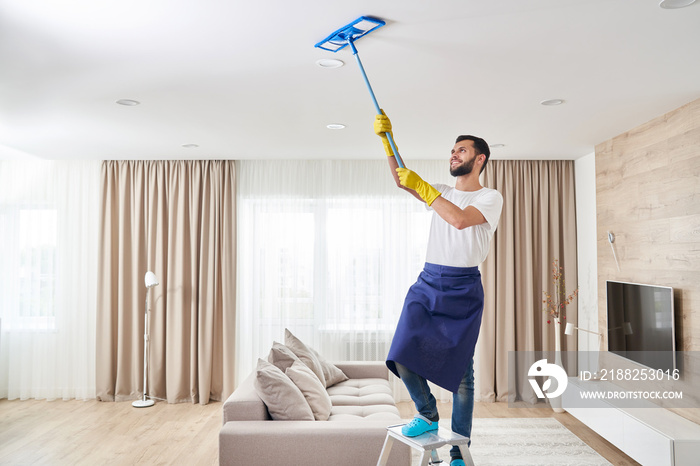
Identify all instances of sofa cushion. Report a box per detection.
[327,378,396,407]
[285,360,332,421]
[253,358,314,421]
[328,405,402,421]
[327,378,401,421]
[327,378,393,397]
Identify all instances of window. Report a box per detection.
[236,159,450,372]
[239,196,430,361]
[253,203,315,323]
[0,159,100,400]
[11,208,58,330]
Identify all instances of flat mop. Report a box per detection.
[315,16,405,168]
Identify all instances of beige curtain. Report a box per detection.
[96,160,236,404]
[478,160,578,402]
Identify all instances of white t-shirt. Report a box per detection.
[424,184,503,268]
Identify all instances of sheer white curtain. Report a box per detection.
[236,160,459,401]
[0,159,100,400]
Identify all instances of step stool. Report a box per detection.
[376,423,475,466]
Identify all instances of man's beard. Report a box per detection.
[450,155,477,177]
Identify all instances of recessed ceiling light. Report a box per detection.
[316,59,344,69]
[116,99,140,106]
[540,99,565,106]
[659,0,696,9]
[182,143,199,148]
[326,124,346,130]
[489,144,505,149]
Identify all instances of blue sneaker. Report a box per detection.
[401,415,438,437]
[450,459,465,466]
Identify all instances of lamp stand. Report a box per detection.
[133,287,155,408]
[586,330,604,381]
[565,323,604,382]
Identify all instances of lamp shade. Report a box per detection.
[659,0,696,9]
[623,322,633,335]
[564,322,575,335]
[145,271,159,288]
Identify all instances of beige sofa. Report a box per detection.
[219,361,410,466]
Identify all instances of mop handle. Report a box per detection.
[348,40,405,169]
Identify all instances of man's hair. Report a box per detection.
[455,135,490,174]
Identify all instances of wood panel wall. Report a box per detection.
[596,98,700,350]
[596,98,700,422]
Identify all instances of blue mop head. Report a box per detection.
[315,16,385,52]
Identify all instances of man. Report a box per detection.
[374,111,503,466]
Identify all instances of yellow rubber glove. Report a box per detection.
[373,110,398,157]
[396,168,441,206]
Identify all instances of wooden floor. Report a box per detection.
[0,399,638,465]
[0,399,220,465]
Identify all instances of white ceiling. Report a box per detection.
[1,0,699,161]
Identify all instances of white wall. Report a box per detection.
[574,152,599,351]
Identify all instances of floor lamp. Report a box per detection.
[133,271,159,408]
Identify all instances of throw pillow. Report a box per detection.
[267,341,300,372]
[312,348,349,388]
[285,360,332,421]
[253,358,314,421]
[284,329,327,386]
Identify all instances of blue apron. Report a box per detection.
[386,263,484,393]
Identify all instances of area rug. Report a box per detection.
[410,418,612,466]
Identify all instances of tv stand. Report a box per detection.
[562,377,700,465]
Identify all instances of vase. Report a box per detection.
[550,317,565,413]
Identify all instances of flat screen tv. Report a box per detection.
[606,280,676,372]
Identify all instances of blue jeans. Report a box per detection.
[395,359,474,458]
